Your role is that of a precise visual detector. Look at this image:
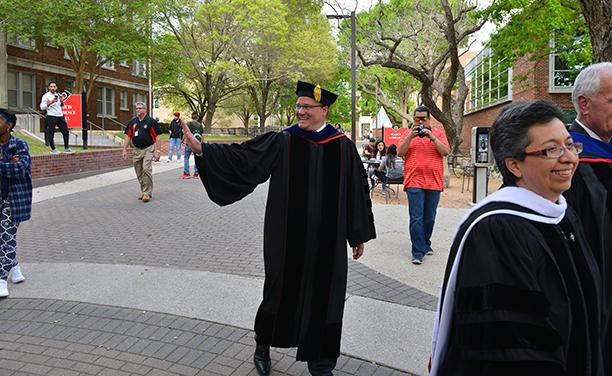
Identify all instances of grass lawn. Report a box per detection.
[15,131,92,156]
[112,131,249,143]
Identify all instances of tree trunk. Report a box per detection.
[579,0,612,62]
[203,110,214,133]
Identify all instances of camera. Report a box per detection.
[416,123,426,138]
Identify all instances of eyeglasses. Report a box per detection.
[523,142,583,159]
[295,104,324,111]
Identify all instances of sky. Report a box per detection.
[322,0,495,53]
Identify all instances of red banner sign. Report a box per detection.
[62,93,82,128]
[384,128,409,147]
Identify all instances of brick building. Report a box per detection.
[460,47,576,155]
[0,31,150,135]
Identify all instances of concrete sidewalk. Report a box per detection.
[2,157,467,376]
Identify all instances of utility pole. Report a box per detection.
[327,12,357,142]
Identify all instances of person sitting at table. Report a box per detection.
[363,137,376,159]
[374,140,386,160]
[367,140,386,188]
[374,144,404,192]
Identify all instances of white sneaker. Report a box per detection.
[50,149,61,154]
[63,148,75,154]
[9,265,25,283]
[0,280,8,297]
[166,159,172,163]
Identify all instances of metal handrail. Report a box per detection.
[24,107,80,144]
[101,116,126,130]
[86,120,106,135]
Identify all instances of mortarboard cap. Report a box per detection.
[296,81,338,106]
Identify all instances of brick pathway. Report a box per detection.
[0,299,410,376]
[19,170,436,311]
[3,168,434,375]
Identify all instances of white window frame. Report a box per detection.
[465,48,513,114]
[96,87,116,118]
[120,90,129,111]
[7,33,35,50]
[132,60,147,78]
[120,60,130,68]
[548,38,575,93]
[132,93,147,116]
[99,56,116,71]
[8,70,36,110]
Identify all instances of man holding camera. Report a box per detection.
[39,81,73,154]
[398,105,450,265]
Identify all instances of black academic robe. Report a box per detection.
[195,127,376,361]
[432,196,603,376]
[564,121,612,373]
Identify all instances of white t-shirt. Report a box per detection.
[40,91,64,117]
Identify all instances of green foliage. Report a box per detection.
[483,0,593,69]
[0,0,151,95]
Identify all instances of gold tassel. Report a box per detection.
[314,85,322,102]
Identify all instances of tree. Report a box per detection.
[357,0,484,152]
[358,65,419,129]
[484,0,611,64]
[0,0,151,105]
[224,93,256,133]
[153,0,246,132]
[237,0,337,128]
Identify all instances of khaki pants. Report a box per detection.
[132,144,155,196]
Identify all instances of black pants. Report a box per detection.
[373,170,387,184]
[307,358,337,376]
[45,115,69,150]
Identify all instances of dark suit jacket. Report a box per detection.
[565,120,612,374]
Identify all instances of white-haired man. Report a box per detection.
[564,61,612,375]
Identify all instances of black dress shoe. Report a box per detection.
[253,344,271,375]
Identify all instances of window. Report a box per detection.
[153,97,159,109]
[548,38,584,93]
[96,87,115,117]
[45,38,59,48]
[133,92,147,116]
[7,71,36,110]
[120,60,129,67]
[64,80,75,94]
[99,56,115,70]
[64,46,82,60]
[120,91,128,111]
[7,33,35,49]
[45,76,56,87]
[465,48,512,113]
[132,60,147,78]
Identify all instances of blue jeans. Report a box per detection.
[168,138,182,160]
[183,146,198,174]
[406,188,441,260]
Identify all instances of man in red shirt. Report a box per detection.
[398,106,450,264]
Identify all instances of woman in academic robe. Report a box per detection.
[430,100,604,376]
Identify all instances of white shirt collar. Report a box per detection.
[314,123,327,133]
[575,118,602,141]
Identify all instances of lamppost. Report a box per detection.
[327,12,356,142]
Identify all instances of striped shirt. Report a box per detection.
[402,128,449,191]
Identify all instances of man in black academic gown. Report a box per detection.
[181,81,376,376]
[563,62,612,374]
